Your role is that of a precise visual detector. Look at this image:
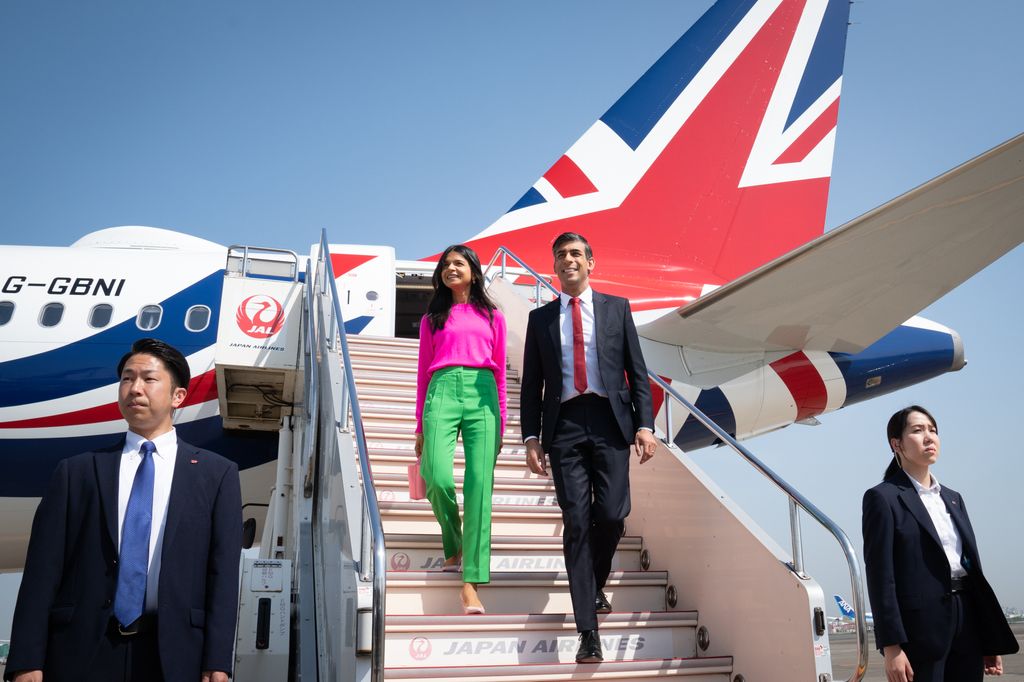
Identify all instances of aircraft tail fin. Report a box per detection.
[834,594,856,620]
[461,0,852,308]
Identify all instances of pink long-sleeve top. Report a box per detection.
[415,303,507,435]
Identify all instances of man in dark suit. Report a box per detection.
[5,338,242,682]
[521,232,657,663]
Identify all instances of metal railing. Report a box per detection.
[484,245,869,682]
[226,244,301,281]
[312,230,387,681]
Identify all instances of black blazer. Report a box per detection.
[862,470,1018,660]
[521,290,654,451]
[5,438,243,682]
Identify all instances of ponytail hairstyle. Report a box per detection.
[883,405,938,480]
[426,244,496,332]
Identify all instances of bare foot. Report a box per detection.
[461,582,485,614]
[442,552,462,572]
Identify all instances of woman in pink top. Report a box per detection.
[415,244,506,614]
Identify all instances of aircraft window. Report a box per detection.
[89,304,114,328]
[40,302,64,327]
[137,305,162,331]
[185,305,211,332]
[0,301,13,325]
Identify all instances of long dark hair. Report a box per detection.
[883,405,938,479]
[427,244,496,332]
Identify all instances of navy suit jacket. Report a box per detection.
[521,290,654,451]
[5,437,243,682]
[862,469,1017,660]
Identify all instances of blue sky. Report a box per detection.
[2,0,1022,637]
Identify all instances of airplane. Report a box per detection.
[1,0,1023,572]
[834,594,873,626]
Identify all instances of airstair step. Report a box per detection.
[355,375,522,395]
[383,657,732,681]
[384,533,642,573]
[378,487,557,508]
[369,455,541,482]
[379,500,562,535]
[386,571,669,616]
[366,438,528,454]
[384,611,698,667]
[361,407,523,427]
[373,470,556,494]
[349,334,419,349]
[386,533,643,551]
[366,425,523,441]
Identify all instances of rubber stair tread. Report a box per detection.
[384,533,642,549]
[382,656,734,679]
[386,611,698,629]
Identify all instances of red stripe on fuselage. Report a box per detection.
[773,98,839,165]
[543,155,598,198]
[0,370,219,429]
[770,351,826,422]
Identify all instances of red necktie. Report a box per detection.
[570,297,588,394]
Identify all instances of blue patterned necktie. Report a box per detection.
[113,440,156,627]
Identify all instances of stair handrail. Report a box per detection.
[315,230,387,681]
[484,245,869,682]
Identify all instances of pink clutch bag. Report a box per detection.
[408,462,427,500]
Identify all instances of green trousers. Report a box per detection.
[421,366,500,583]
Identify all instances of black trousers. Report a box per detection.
[902,591,984,682]
[84,619,165,682]
[548,394,631,632]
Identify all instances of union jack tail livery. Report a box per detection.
[462,0,851,311]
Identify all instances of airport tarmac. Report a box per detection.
[829,621,1024,681]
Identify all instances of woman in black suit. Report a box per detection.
[862,406,1018,681]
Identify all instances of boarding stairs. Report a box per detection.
[347,334,733,681]
[257,233,869,682]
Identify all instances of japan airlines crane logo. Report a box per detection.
[236,295,285,339]
[409,636,432,660]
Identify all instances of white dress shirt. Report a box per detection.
[910,473,968,578]
[558,287,607,402]
[120,429,177,613]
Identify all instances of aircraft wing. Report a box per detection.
[638,133,1024,354]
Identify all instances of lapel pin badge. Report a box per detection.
[190,459,198,464]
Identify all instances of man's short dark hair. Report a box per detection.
[117,338,191,389]
[552,232,593,259]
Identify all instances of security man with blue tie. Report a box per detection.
[5,338,242,682]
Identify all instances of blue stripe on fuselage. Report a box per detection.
[0,271,223,408]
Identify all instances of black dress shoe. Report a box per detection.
[575,629,603,663]
[595,590,612,614]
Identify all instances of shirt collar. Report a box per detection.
[909,471,941,495]
[560,286,593,309]
[124,428,177,461]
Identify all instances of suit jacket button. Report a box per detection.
[104,598,112,608]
